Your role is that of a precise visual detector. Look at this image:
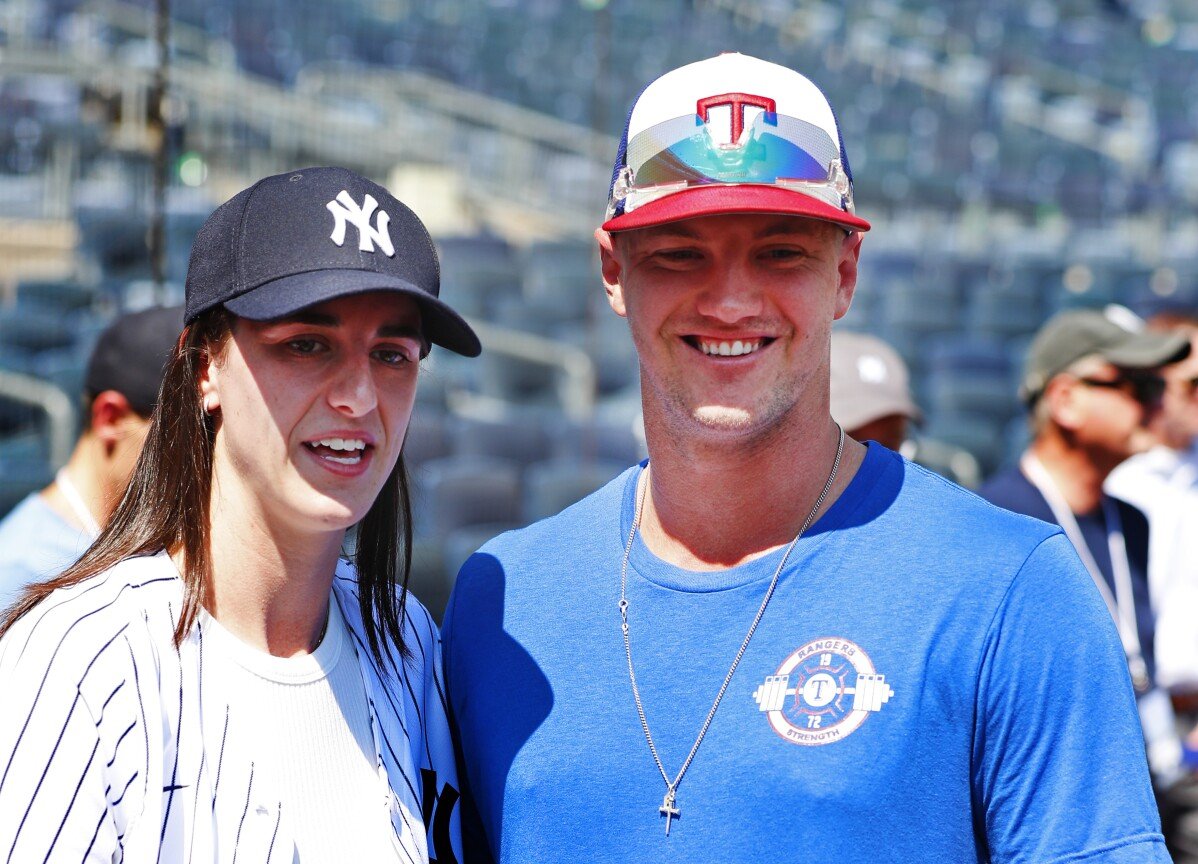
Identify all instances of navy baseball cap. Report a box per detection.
[184,167,481,357]
[85,305,184,416]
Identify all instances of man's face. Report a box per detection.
[1057,357,1165,463]
[1155,333,1198,450]
[599,213,860,447]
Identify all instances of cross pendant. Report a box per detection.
[659,788,679,836]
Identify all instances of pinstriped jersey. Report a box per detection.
[0,552,461,863]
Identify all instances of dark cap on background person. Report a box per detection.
[184,166,481,357]
[84,305,184,417]
[1020,305,1191,405]
[829,331,921,432]
[602,52,870,234]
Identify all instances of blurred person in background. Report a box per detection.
[978,306,1195,858]
[1106,313,1198,863]
[828,330,920,451]
[0,305,181,607]
[444,53,1169,863]
[829,330,985,489]
[0,167,475,862]
[1107,314,1198,695]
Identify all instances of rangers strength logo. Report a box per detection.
[752,637,894,745]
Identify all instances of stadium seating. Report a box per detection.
[7,0,1198,618]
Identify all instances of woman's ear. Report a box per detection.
[197,343,221,416]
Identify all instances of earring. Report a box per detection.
[202,396,217,416]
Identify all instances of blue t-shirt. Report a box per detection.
[0,493,91,608]
[443,444,1166,863]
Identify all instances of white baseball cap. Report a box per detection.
[830,331,921,430]
[602,52,870,234]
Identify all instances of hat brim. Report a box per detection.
[601,185,871,233]
[223,269,481,357]
[834,396,923,432]
[1102,330,1191,370]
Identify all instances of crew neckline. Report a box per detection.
[199,592,345,684]
[622,442,888,593]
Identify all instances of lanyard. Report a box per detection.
[55,467,102,539]
[1020,453,1150,692]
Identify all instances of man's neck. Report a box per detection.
[1028,434,1110,515]
[42,437,108,531]
[637,417,866,571]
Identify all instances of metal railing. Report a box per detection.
[450,319,598,423]
[1,2,617,238]
[0,370,75,468]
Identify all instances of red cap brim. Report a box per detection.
[601,185,871,233]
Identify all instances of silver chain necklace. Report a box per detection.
[618,424,845,836]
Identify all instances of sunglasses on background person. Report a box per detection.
[1174,375,1198,398]
[1076,372,1168,407]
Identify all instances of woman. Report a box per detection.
[0,167,479,862]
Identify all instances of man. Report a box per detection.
[1102,315,1198,863]
[1107,315,1198,694]
[0,304,181,606]
[829,330,985,488]
[444,53,1168,861]
[829,330,920,450]
[979,307,1190,783]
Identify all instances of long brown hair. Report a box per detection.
[0,306,414,666]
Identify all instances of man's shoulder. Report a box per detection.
[975,463,1033,508]
[445,465,635,620]
[880,454,1059,549]
[1107,492,1150,536]
[0,494,88,596]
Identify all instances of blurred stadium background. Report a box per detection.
[2,0,1197,614]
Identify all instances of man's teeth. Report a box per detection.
[699,339,762,357]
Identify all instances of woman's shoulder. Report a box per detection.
[0,551,182,677]
[331,558,439,658]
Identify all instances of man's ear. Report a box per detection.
[596,228,627,318]
[833,230,863,321]
[1043,375,1084,431]
[90,390,135,452]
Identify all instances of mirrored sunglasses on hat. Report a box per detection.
[608,109,855,222]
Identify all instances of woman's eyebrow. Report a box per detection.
[378,323,424,340]
[275,310,337,327]
[267,312,420,339]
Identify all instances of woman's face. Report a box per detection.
[200,291,424,537]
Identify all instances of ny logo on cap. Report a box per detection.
[697,93,777,146]
[326,190,395,257]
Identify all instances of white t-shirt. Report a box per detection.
[1108,445,1198,691]
[200,597,399,862]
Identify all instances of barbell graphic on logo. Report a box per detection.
[752,638,894,746]
[752,671,894,713]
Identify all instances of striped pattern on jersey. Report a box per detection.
[0,551,461,863]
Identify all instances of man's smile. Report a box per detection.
[684,336,775,357]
